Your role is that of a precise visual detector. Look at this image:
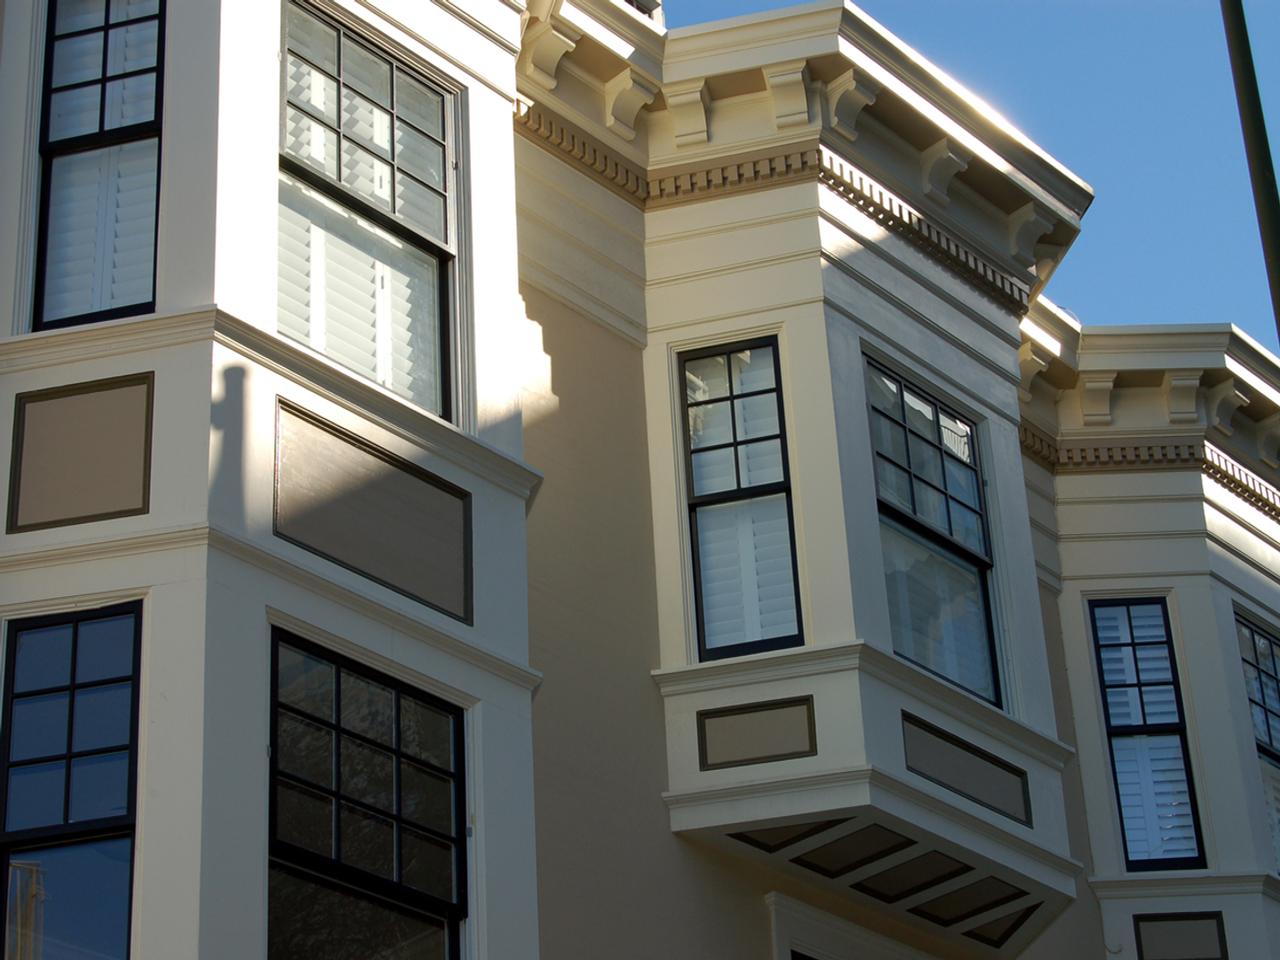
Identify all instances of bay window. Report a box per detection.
[865,361,998,704]
[278,2,454,418]
[680,339,801,661]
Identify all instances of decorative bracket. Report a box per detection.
[1018,340,1054,404]
[1009,201,1055,269]
[604,69,657,141]
[1081,372,1117,426]
[518,19,580,92]
[825,69,879,143]
[764,59,810,130]
[664,78,711,147]
[1258,412,1280,469]
[1206,377,1248,436]
[1162,369,1203,425]
[920,138,971,206]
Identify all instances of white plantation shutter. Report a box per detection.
[277,175,441,414]
[42,139,158,323]
[696,495,797,650]
[1111,735,1197,862]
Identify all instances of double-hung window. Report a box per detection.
[1238,616,1280,761]
[680,339,802,661]
[0,602,142,959]
[269,630,467,959]
[35,0,165,329]
[1089,599,1204,870]
[279,2,455,418]
[865,361,998,704]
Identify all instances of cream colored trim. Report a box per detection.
[514,102,650,206]
[647,147,823,208]
[818,146,1033,313]
[0,525,210,575]
[1089,872,1280,902]
[767,892,931,960]
[1203,442,1280,520]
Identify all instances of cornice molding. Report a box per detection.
[514,101,649,206]
[818,147,1033,315]
[647,147,823,208]
[1203,442,1280,521]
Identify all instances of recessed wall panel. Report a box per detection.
[902,714,1031,825]
[8,374,153,532]
[697,697,815,770]
[275,404,470,620]
[1134,914,1227,960]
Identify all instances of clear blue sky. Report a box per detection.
[665,0,1280,352]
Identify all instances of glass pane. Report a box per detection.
[72,682,132,751]
[874,457,912,512]
[909,434,943,486]
[57,0,106,34]
[269,865,447,960]
[276,780,333,857]
[1263,673,1280,712]
[944,457,980,508]
[339,804,393,878]
[691,448,736,496]
[1251,702,1270,743]
[1135,645,1172,683]
[1100,645,1137,686]
[695,495,797,650]
[1141,685,1180,725]
[867,368,901,417]
[10,693,69,762]
[734,393,779,440]
[341,87,391,156]
[343,38,391,106]
[904,390,936,438]
[1092,606,1132,645]
[687,401,732,450]
[395,121,444,190]
[286,54,338,126]
[14,626,72,693]
[397,73,444,140]
[110,0,159,21]
[286,4,338,75]
[49,85,101,140]
[278,644,334,720]
[69,751,128,821]
[1270,713,1280,749]
[340,737,394,811]
[950,501,985,555]
[871,412,907,464]
[395,174,444,239]
[1245,663,1263,701]
[881,520,995,701]
[402,827,453,902]
[283,105,338,179]
[913,480,948,531]
[6,838,132,960]
[939,411,973,463]
[1106,687,1142,727]
[52,33,104,87]
[737,440,784,488]
[41,138,158,323]
[401,760,453,834]
[401,699,452,770]
[1111,735,1197,862]
[341,672,394,745]
[1128,605,1168,643]
[685,355,728,403]
[731,346,775,393]
[6,762,64,830]
[278,712,334,788]
[105,20,157,75]
[1238,620,1256,661]
[1257,634,1278,675]
[77,614,135,682]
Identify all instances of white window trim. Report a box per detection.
[767,892,932,960]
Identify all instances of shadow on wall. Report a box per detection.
[211,363,246,533]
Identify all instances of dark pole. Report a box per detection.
[1220,0,1280,343]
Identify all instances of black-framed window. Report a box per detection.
[865,360,999,705]
[269,629,466,959]
[1089,599,1205,870]
[0,601,142,959]
[35,0,165,330]
[1238,615,1280,762]
[278,1,455,419]
[680,339,802,661]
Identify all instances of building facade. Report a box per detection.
[0,0,1277,958]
